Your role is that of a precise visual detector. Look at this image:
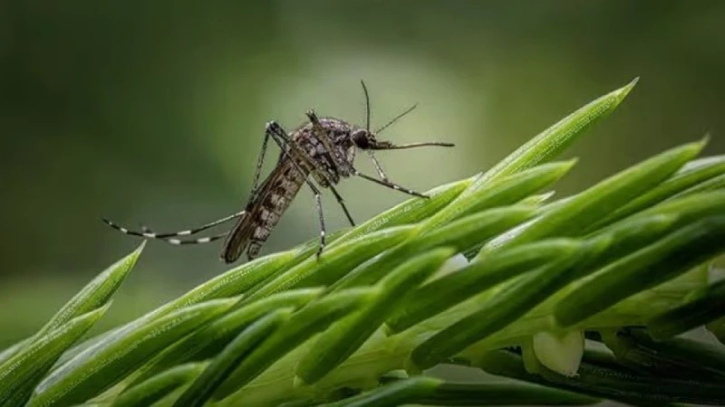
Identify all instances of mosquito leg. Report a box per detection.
[101,211,244,239]
[106,220,228,246]
[266,122,301,166]
[244,121,302,211]
[353,170,429,199]
[266,121,294,144]
[328,184,356,226]
[307,182,327,258]
[163,233,228,245]
[246,121,295,205]
[366,150,390,182]
[251,127,274,197]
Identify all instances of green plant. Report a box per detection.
[3,78,725,407]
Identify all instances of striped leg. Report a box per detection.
[353,170,429,199]
[308,182,327,258]
[366,150,390,182]
[102,211,244,243]
[328,184,355,227]
[135,225,228,245]
[160,233,228,245]
[249,128,274,202]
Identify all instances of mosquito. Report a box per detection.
[102,81,454,263]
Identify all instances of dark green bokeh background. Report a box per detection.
[1,1,724,346]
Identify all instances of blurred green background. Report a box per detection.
[1,0,724,347]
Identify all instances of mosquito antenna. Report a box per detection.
[360,80,371,131]
[374,104,418,134]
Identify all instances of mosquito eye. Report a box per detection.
[352,131,369,148]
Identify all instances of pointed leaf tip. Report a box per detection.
[0,306,109,407]
[620,77,639,96]
[699,134,711,147]
[90,300,113,317]
[479,79,639,184]
[561,157,579,170]
[31,298,235,407]
[32,243,143,342]
[684,138,709,158]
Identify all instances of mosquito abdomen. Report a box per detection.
[245,160,308,259]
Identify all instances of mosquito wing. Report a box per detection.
[219,211,254,263]
[220,158,306,263]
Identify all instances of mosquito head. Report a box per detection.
[350,128,376,149]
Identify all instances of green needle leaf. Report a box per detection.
[0,338,30,367]
[674,172,725,198]
[643,190,725,224]
[330,177,473,246]
[212,287,376,400]
[295,248,455,385]
[423,160,576,229]
[411,239,602,370]
[0,306,109,407]
[648,278,725,340]
[416,206,537,253]
[595,152,725,227]
[38,243,143,339]
[0,245,140,407]
[173,310,292,407]
[478,78,638,183]
[601,328,725,380]
[114,362,206,407]
[421,380,599,406]
[323,376,597,407]
[29,298,236,407]
[479,348,725,405]
[333,205,536,291]
[584,214,678,265]
[331,160,575,291]
[148,250,297,317]
[387,239,581,333]
[555,216,725,327]
[134,288,323,384]
[55,249,295,369]
[322,376,440,407]
[244,225,416,302]
[481,140,706,253]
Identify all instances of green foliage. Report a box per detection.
[114,363,207,407]
[3,78,725,406]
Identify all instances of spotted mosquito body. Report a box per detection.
[103,81,454,263]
